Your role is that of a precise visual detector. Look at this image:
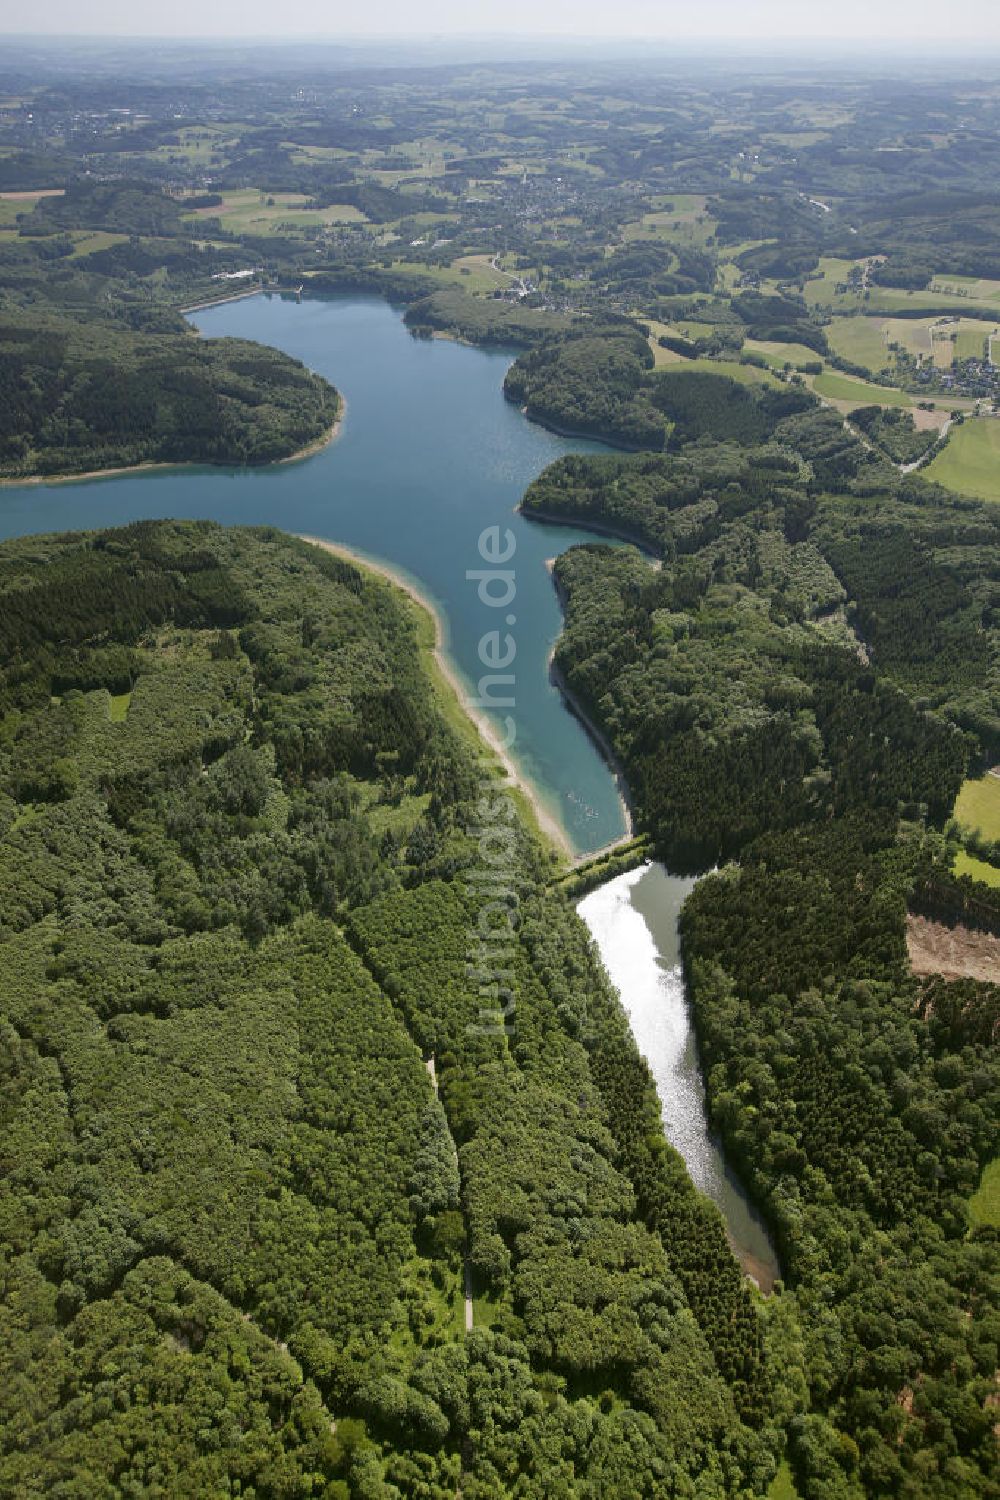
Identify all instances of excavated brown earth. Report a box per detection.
[906,914,1000,984]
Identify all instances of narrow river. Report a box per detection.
[0,290,774,1283]
[579,863,780,1289]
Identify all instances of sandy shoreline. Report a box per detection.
[297,534,573,857]
[0,404,344,490]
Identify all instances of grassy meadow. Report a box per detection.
[953,775,1000,840]
[810,369,911,408]
[926,419,1000,500]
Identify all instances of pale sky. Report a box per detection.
[6,0,1000,45]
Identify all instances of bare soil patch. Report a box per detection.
[906,914,1000,984]
[911,407,950,432]
[0,188,64,200]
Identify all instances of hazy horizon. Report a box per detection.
[4,0,1000,46]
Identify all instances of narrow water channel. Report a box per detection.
[579,862,780,1290]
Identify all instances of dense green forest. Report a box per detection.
[503,327,666,448]
[403,288,575,346]
[505,343,819,452]
[0,313,339,477]
[518,398,1000,1498]
[0,521,782,1497]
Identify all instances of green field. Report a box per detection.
[449,253,511,291]
[953,774,1000,839]
[743,338,823,370]
[145,125,245,167]
[926,419,1000,501]
[968,1158,1000,1228]
[811,370,910,408]
[68,230,129,259]
[641,318,688,366]
[0,189,65,227]
[802,257,868,308]
[822,314,995,377]
[931,274,1000,302]
[621,196,714,245]
[826,316,892,372]
[658,356,781,388]
[387,256,508,294]
[954,850,1000,887]
[914,317,999,367]
[802,258,1000,317]
[183,189,367,233]
[954,325,993,360]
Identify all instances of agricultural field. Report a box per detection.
[0,186,63,226]
[954,323,995,360]
[641,317,687,365]
[929,273,1000,303]
[917,316,998,367]
[926,417,1000,500]
[387,255,509,293]
[448,253,511,291]
[810,369,911,409]
[144,124,246,167]
[657,356,781,388]
[952,774,1000,840]
[801,257,868,308]
[67,229,129,258]
[802,259,1000,316]
[743,338,823,370]
[621,194,714,245]
[183,189,367,233]
[827,314,997,374]
[285,142,357,166]
[825,316,893,371]
[669,317,727,339]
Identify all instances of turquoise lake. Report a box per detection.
[0,292,625,853]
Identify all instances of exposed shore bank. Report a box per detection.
[297,534,573,859]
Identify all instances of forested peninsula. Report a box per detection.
[0,312,340,479]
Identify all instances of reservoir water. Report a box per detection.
[0,291,774,1279]
[0,292,623,853]
[579,863,780,1289]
